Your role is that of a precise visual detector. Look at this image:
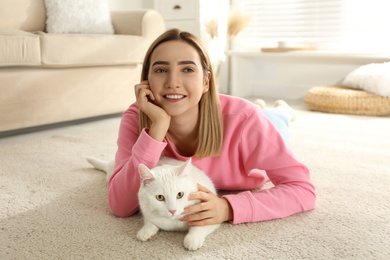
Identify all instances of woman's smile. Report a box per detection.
[163,93,187,102]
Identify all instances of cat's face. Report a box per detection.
[138,160,197,220]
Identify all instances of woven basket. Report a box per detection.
[304,86,390,116]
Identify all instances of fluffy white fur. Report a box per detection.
[341,62,390,97]
[87,156,220,250]
[44,0,114,34]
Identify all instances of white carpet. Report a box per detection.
[1,107,389,259]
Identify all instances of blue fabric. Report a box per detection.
[260,107,291,144]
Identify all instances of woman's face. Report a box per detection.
[147,40,209,119]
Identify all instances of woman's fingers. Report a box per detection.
[135,81,154,101]
[180,184,232,226]
[196,183,211,193]
[134,81,171,141]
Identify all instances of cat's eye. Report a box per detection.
[177,192,184,199]
[156,195,165,201]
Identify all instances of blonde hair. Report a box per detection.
[139,28,223,159]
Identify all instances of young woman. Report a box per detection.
[108,29,316,225]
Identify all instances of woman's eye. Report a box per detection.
[156,195,165,201]
[155,68,166,73]
[183,68,194,73]
[177,192,184,199]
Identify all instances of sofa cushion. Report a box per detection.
[0,0,46,32]
[0,29,41,67]
[44,0,114,34]
[39,32,148,67]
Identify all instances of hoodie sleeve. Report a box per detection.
[107,105,167,217]
[222,107,316,224]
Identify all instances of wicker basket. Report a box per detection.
[304,86,390,116]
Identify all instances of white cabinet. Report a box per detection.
[154,0,229,44]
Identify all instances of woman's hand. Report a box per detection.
[180,184,233,226]
[135,81,170,141]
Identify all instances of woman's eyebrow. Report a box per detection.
[152,61,169,67]
[151,60,197,67]
[178,61,197,66]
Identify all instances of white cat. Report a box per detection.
[87,156,220,250]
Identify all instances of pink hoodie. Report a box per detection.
[108,94,316,224]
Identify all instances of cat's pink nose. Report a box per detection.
[169,210,176,215]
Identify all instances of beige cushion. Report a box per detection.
[0,29,41,67]
[0,0,46,32]
[39,33,148,67]
[0,65,139,132]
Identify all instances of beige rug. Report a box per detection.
[1,108,389,259]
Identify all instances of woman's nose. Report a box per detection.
[166,71,180,88]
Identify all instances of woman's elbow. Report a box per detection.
[108,199,139,218]
[107,187,139,218]
[303,185,316,211]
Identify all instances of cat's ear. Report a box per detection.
[138,164,155,186]
[178,158,192,177]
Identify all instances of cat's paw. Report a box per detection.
[183,233,205,251]
[136,225,159,242]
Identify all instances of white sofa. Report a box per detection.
[0,0,165,134]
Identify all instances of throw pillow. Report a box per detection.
[341,62,390,97]
[44,0,114,34]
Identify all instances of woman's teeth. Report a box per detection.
[165,95,185,99]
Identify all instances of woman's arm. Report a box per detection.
[223,108,316,224]
[107,106,167,217]
[223,166,316,224]
[108,81,171,217]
